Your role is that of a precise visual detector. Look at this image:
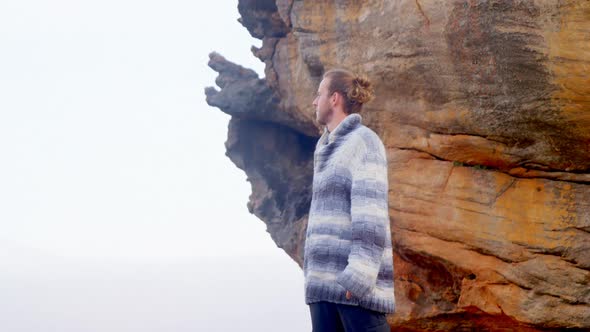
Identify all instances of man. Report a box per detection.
[303,68,396,332]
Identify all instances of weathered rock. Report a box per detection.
[205,52,317,136]
[223,114,316,265]
[205,0,590,330]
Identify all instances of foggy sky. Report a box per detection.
[0,1,310,330]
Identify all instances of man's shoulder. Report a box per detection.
[351,125,386,155]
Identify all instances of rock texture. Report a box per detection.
[205,0,590,330]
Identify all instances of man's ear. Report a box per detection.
[330,92,338,106]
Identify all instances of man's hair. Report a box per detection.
[323,68,375,114]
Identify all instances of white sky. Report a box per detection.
[0,1,309,330]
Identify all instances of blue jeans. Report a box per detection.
[309,301,390,332]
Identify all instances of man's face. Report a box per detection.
[312,78,334,126]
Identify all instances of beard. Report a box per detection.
[316,106,333,126]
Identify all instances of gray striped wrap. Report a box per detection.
[303,113,396,314]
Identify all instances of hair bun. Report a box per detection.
[348,75,374,105]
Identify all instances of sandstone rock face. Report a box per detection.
[205,0,590,330]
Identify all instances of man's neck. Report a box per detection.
[327,113,348,133]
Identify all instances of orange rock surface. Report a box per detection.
[206,1,590,330]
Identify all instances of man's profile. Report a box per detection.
[303,68,395,331]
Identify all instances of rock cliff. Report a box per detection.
[205,0,590,330]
